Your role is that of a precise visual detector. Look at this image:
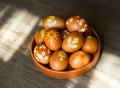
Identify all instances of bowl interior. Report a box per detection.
[30,28,101,79]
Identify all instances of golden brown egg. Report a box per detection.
[69,51,91,69]
[82,36,99,54]
[44,29,62,50]
[62,31,85,53]
[42,15,65,30]
[35,28,46,44]
[50,50,68,71]
[33,44,52,64]
[66,16,90,33]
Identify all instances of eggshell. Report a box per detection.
[69,51,91,69]
[42,15,65,30]
[62,31,85,53]
[82,36,99,54]
[33,44,52,64]
[44,29,62,50]
[50,50,68,71]
[66,16,90,33]
[61,29,70,39]
[35,28,46,44]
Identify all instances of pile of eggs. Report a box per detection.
[33,15,98,71]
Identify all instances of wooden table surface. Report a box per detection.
[0,0,120,88]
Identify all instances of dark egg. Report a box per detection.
[82,36,99,54]
[42,15,65,30]
[33,44,52,64]
[66,16,89,33]
[44,29,62,50]
[62,31,85,53]
[35,28,46,44]
[50,50,68,71]
[69,51,91,69]
[62,29,70,39]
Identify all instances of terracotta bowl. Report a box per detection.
[30,28,101,79]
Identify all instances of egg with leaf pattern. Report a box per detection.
[35,28,46,44]
[42,15,65,30]
[50,50,68,71]
[62,31,85,53]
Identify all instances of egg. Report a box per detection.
[62,31,85,53]
[35,28,46,44]
[44,28,62,50]
[82,36,98,54]
[42,15,65,30]
[50,50,68,71]
[33,44,52,64]
[66,16,90,33]
[61,29,70,39]
[69,51,91,69]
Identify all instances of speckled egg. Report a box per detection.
[35,28,46,44]
[42,15,65,30]
[61,29,70,39]
[62,31,85,53]
[69,51,91,69]
[82,36,99,54]
[44,29,62,50]
[50,50,68,71]
[33,44,52,64]
[66,16,90,33]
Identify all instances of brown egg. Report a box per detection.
[42,15,65,30]
[44,29,62,50]
[50,50,68,71]
[82,36,99,54]
[61,29,70,39]
[62,31,85,53]
[69,51,91,69]
[33,44,52,64]
[35,28,46,44]
[66,16,90,33]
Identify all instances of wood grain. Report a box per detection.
[0,0,120,88]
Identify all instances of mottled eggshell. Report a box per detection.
[69,51,91,69]
[35,28,46,44]
[82,36,99,54]
[33,44,52,64]
[44,29,62,50]
[42,15,65,30]
[61,29,70,39]
[66,16,90,33]
[50,50,68,71]
[62,31,85,53]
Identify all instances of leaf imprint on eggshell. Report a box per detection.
[58,51,66,61]
[51,20,57,26]
[72,38,79,44]
[67,37,79,49]
[41,29,46,38]
[71,45,78,49]
[49,16,55,19]
[67,37,72,44]
[47,16,55,22]
[47,19,53,22]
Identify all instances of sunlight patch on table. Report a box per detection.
[0,9,40,62]
[88,52,120,88]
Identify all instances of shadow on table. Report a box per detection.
[0,0,120,88]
